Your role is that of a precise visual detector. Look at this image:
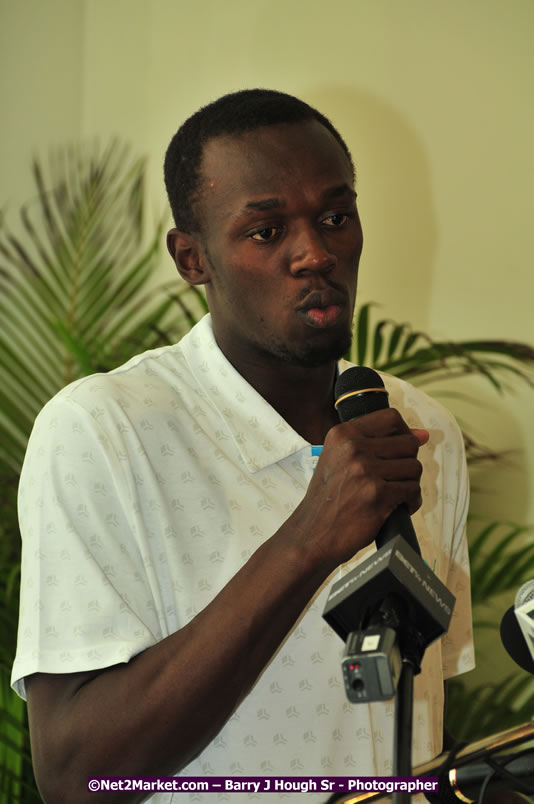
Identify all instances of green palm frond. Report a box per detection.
[468,521,534,607]
[350,303,534,465]
[351,303,534,392]
[0,140,204,802]
[446,673,534,742]
[443,520,534,742]
[0,140,201,472]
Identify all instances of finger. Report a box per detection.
[380,457,423,482]
[371,433,423,460]
[382,479,424,515]
[341,407,412,437]
[411,428,430,446]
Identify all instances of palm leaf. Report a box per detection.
[350,303,534,465]
[446,674,534,742]
[468,521,534,606]
[352,303,534,391]
[0,140,203,802]
[0,140,203,471]
[469,522,534,605]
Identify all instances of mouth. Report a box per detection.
[295,289,347,329]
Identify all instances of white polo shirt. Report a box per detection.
[12,314,474,802]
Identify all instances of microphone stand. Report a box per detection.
[338,588,428,801]
[345,592,425,801]
[391,602,425,803]
[330,368,453,798]
[393,662,414,787]
[323,532,454,799]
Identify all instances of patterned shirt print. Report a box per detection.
[13,314,474,802]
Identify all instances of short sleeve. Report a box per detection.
[11,393,161,699]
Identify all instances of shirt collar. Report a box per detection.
[181,314,348,474]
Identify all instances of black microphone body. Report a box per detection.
[334,365,421,556]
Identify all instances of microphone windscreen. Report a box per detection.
[335,366,388,421]
[500,606,534,674]
[515,579,534,608]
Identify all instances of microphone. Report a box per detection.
[334,366,421,556]
[322,366,455,702]
[500,580,534,673]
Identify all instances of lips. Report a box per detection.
[296,289,346,312]
[295,289,347,329]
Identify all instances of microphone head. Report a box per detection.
[335,366,388,422]
[500,605,534,674]
[515,579,534,608]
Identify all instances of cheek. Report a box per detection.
[213,256,282,298]
[210,268,281,323]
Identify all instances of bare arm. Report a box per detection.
[26,408,427,803]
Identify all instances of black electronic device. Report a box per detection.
[323,533,455,650]
[323,366,455,705]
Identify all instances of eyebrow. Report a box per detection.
[243,198,285,213]
[240,184,356,216]
[323,183,357,202]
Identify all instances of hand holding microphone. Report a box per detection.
[320,367,456,703]
[299,367,429,571]
[334,366,428,556]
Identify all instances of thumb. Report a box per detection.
[411,428,430,447]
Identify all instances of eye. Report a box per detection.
[250,227,279,242]
[323,213,348,227]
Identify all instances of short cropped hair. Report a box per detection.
[163,88,354,234]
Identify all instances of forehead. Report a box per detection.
[197,121,354,219]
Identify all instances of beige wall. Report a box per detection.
[2,0,533,528]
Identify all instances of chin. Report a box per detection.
[272,329,353,368]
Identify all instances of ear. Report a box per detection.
[166,228,212,286]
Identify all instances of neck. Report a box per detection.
[226,352,341,444]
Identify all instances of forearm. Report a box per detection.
[28,524,335,803]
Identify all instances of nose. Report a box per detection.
[288,225,336,275]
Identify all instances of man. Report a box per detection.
[13,89,476,803]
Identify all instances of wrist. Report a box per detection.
[272,509,340,586]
